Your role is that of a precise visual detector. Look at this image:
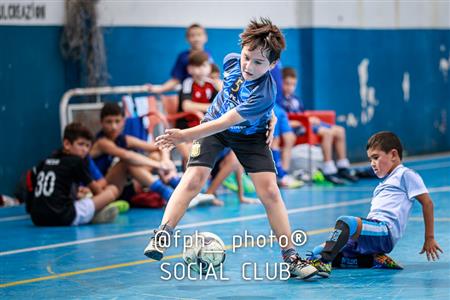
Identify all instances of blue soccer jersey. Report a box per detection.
[203,53,276,135]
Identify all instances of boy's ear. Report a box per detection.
[62,139,71,150]
[269,59,279,70]
[187,65,194,75]
[390,149,399,160]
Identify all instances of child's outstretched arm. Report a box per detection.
[416,193,443,261]
[155,109,244,150]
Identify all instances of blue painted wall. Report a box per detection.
[0,25,449,194]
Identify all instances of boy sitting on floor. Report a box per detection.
[29,123,121,226]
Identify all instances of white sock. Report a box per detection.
[322,161,338,175]
[336,158,350,169]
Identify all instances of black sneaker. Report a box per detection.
[338,168,359,182]
[323,173,345,185]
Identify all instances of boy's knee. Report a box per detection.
[283,132,296,147]
[332,125,345,137]
[336,216,359,235]
[258,183,280,201]
[320,128,332,138]
[184,168,209,191]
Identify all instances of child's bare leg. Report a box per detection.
[161,166,211,228]
[206,152,240,195]
[331,125,347,160]
[91,185,119,211]
[248,172,295,250]
[105,161,129,194]
[128,165,157,186]
[317,128,333,162]
[281,132,296,171]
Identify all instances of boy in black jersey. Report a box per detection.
[29,123,120,226]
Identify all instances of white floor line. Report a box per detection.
[0,215,29,222]
[0,197,371,257]
[0,181,448,257]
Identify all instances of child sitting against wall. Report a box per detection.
[280,67,358,184]
[29,123,121,226]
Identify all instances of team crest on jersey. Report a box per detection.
[190,142,201,158]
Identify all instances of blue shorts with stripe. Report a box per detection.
[341,218,394,256]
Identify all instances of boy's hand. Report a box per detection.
[266,113,277,145]
[420,237,443,261]
[146,83,165,94]
[155,129,188,151]
[308,116,321,125]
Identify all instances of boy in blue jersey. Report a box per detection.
[308,131,443,277]
[148,24,218,94]
[144,18,318,279]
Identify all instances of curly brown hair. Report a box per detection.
[240,17,286,63]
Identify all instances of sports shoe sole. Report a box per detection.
[144,249,164,261]
[316,271,330,278]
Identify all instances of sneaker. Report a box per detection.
[144,229,171,261]
[285,254,318,279]
[323,173,345,185]
[242,173,256,194]
[278,175,304,189]
[222,174,238,192]
[108,200,130,214]
[310,259,332,278]
[338,168,359,182]
[91,205,119,224]
[373,253,403,270]
[188,193,215,209]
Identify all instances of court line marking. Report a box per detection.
[410,217,450,222]
[0,227,333,289]
[1,185,449,257]
[0,198,370,256]
[0,215,29,222]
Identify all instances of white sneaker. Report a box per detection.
[278,175,304,189]
[286,254,318,279]
[91,205,118,224]
[144,229,170,261]
[188,193,215,209]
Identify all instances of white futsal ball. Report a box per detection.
[182,232,226,274]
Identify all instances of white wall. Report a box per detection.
[1,0,449,29]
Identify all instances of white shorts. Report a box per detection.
[71,198,95,226]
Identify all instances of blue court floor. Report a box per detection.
[1,154,449,299]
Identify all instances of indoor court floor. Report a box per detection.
[1,154,449,299]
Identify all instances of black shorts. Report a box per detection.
[187,131,276,174]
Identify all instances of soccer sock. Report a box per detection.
[272,149,287,179]
[320,216,358,263]
[149,179,174,201]
[158,223,174,236]
[168,176,181,189]
[322,160,338,175]
[336,158,350,169]
[281,248,297,262]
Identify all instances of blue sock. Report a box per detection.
[272,149,286,179]
[168,176,181,189]
[149,179,174,201]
